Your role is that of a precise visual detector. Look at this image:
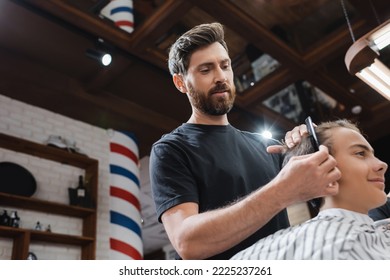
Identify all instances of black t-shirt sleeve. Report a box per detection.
[369,198,390,221]
[150,141,199,222]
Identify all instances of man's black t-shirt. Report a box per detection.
[369,197,390,221]
[150,123,289,259]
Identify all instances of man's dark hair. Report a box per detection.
[168,22,229,76]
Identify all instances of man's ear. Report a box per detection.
[173,74,187,93]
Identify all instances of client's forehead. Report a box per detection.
[331,127,371,154]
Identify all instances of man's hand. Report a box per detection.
[267,123,311,154]
[272,145,340,205]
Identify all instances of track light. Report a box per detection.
[86,48,112,66]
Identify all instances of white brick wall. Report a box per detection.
[0,94,111,260]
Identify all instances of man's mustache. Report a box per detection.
[209,83,231,94]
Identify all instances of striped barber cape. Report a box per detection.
[231,208,390,260]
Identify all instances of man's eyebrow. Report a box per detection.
[220,58,231,65]
[197,58,230,68]
[197,62,213,69]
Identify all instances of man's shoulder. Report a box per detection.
[151,124,198,157]
[153,124,189,145]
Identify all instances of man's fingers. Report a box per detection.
[285,124,309,148]
[284,131,294,148]
[266,145,286,154]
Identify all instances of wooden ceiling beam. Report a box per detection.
[12,0,390,144]
[21,0,190,72]
[302,19,368,69]
[235,67,297,107]
[348,0,388,27]
[85,56,135,92]
[191,0,304,68]
[130,0,193,53]
[305,70,365,108]
[184,0,386,134]
[191,0,368,115]
[22,0,133,49]
[0,48,179,132]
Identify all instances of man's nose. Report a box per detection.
[214,68,227,83]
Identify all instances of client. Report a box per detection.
[232,119,390,260]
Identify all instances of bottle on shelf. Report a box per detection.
[34,221,42,231]
[68,175,91,207]
[10,211,20,228]
[0,210,11,226]
[76,175,87,206]
[45,224,51,232]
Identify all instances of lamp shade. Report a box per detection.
[345,20,390,101]
[345,38,378,74]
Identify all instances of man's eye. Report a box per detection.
[222,64,230,70]
[200,68,209,73]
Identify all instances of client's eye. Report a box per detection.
[356,151,365,157]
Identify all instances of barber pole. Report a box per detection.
[108,129,142,259]
[100,0,134,33]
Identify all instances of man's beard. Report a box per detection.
[187,82,236,116]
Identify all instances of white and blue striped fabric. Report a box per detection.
[232,208,390,260]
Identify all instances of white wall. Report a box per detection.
[0,94,111,259]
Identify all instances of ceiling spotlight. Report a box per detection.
[86,48,112,66]
[351,105,362,115]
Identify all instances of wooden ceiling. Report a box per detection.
[1,0,390,157]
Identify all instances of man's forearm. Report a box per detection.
[171,181,286,259]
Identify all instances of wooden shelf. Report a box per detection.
[0,225,25,238]
[0,226,93,246]
[0,192,95,218]
[31,230,94,245]
[0,133,97,169]
[0,133,98,259]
